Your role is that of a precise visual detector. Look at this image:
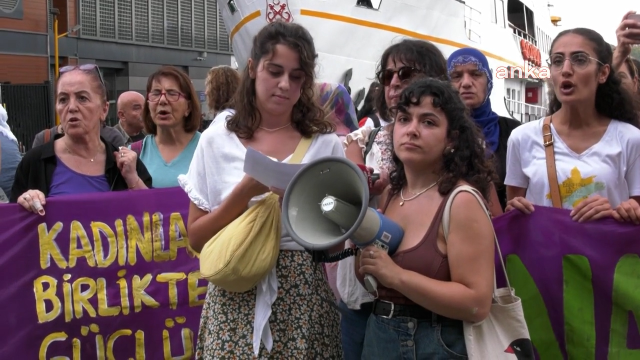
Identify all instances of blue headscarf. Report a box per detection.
[317,82,359,136]
[447,48,500,153]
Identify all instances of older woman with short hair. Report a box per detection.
[11,64,152,214]
[130,66,201,188]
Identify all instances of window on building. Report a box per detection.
[227,0,237,14]
[490,0,497,23]
[78,0,231,52]
[356,0,382,10]
[495,0,505,27]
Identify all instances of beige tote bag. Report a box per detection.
[443,185,534,360]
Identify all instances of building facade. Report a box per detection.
[0,0,234,122]
[0,0,49,84]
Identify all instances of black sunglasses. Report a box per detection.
[59,64,106,87]
[376,66,422,86]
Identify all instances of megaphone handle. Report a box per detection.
[364,274,378,296]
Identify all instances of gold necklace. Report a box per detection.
[65,145,102,162]
[259,123,291,132]
[400,178,441,206]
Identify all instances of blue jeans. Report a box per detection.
[361,312,467,360]
[339,300,373,360]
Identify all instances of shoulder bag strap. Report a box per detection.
[542,116,562,208]
[370,113,381,128]
[442,185,513,298]
[363,126,382,159]
[44,129,51,143]
[288,135,315,164]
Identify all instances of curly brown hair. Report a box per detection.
[226,21,335,139]
[205,65,240,114]
[143,65,201,135]
[389,78,497,200]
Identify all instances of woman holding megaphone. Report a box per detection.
[179,22,344,359]
[339,38,450,360]
[355,78,497,359]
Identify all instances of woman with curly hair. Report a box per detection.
[339,39,451,360]
[178,21,343,359]
[355,78,496,359]
[204,65,240,117]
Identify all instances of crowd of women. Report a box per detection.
[0,9,639,360]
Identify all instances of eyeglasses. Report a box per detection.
[376,66,422,86]
[147,90,186,102]
[59,64,106,87]
[546,53,604,71]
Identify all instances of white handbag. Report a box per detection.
[443,185,534,359]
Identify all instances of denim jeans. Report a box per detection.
[361,312,467,360]
[339,300,373,360]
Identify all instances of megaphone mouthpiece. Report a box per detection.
[283,156,406,296]
[320,195,360,230]
[284,156,405,252]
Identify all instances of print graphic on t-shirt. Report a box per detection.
[546,167,605,207]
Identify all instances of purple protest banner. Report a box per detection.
[493,206,640,360]
[0,188,206,359]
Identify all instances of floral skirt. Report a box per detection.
[195,250,343,359]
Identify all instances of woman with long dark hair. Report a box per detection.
[356,78,496,358]
[179,21,343,358]
[505,28,640,222]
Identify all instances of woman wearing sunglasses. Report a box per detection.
[505,28,640,223]
[11,64,152,214]
[129,66,201,188]
[339,38,448,360]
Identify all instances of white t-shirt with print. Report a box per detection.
[505,118,640,209]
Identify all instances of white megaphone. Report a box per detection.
[282,156,404,294]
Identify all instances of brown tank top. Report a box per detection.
[376,191,454,305]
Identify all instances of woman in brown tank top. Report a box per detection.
[355,79,498,359]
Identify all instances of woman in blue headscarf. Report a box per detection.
[447,47,521,210]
